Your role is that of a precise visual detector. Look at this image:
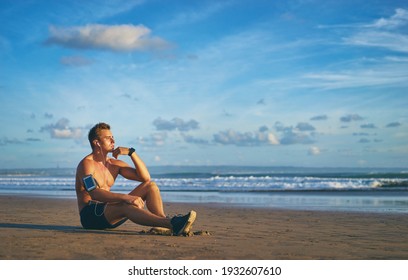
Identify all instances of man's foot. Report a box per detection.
[170,210,196,236]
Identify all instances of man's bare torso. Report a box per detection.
[75,154,122,211]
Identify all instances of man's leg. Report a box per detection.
[104,202,171,228]
[128,181,166,217]
[104,202,197,235]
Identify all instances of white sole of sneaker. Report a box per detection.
[181,210,196,235]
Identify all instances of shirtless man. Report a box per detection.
[75,122,196,235]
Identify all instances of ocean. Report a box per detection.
[1,166,407,213]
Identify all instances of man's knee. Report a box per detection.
[147,181,159,192]
[148,180,157,187]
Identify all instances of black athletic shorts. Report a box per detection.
[80,201,127,230]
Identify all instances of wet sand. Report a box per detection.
[1,195,407,259]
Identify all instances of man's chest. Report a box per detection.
[93,163,118,189]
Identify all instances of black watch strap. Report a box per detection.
[128,147,135,156]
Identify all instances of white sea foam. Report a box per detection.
[1,167,407,213]
[0,175,405,192]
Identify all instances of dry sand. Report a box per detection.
[1,195,407,260]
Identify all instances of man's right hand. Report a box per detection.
[112,146,131,159]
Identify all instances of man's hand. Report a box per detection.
[112,146,130,159]
[124,195,145,209]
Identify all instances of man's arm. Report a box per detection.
[112,147,151,182]
[89,188,144,208]
[79,158,144,208]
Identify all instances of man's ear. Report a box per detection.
[94,140,100,147]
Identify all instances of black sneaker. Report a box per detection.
[170,210,196,236]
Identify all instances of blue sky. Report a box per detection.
[1,0,407,169]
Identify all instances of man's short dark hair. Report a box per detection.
[88,122,110,148]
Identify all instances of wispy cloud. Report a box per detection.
[45,24,172,52]
[304,8,408,92]
[167,2,232,27]
[213,129,279,147]
[386,122,402,128]
[360,123,377,129]
[340,114,364,123]
[343,8,408,53]
[318,8,408,30]
[368,8,408,29]
[182,134,209,145]
[60,0,145,24]
[153,117,199,132]
[344,31,408,53]
[0,137,24,146]
[358,138,370,144]
[301,64,408,90]
[136,132,167,147]
[60,55,93,67]
[296,122,316,132]
[278,129,315,145]
[310,115,328,121]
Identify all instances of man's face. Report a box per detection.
[98,129,115,152]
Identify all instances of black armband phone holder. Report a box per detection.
[82,175,99,192]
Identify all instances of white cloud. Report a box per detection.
[52,128,82,139]
[40,118,83,139]
[274,122,316,145]
[45,24,171,52]
[308,146,321,156]
[369,8,408,29]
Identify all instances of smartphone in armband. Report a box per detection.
[82,175,99,192]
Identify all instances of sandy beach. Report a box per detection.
[1,195,407,260]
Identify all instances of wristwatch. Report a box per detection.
[128,147,135,156]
